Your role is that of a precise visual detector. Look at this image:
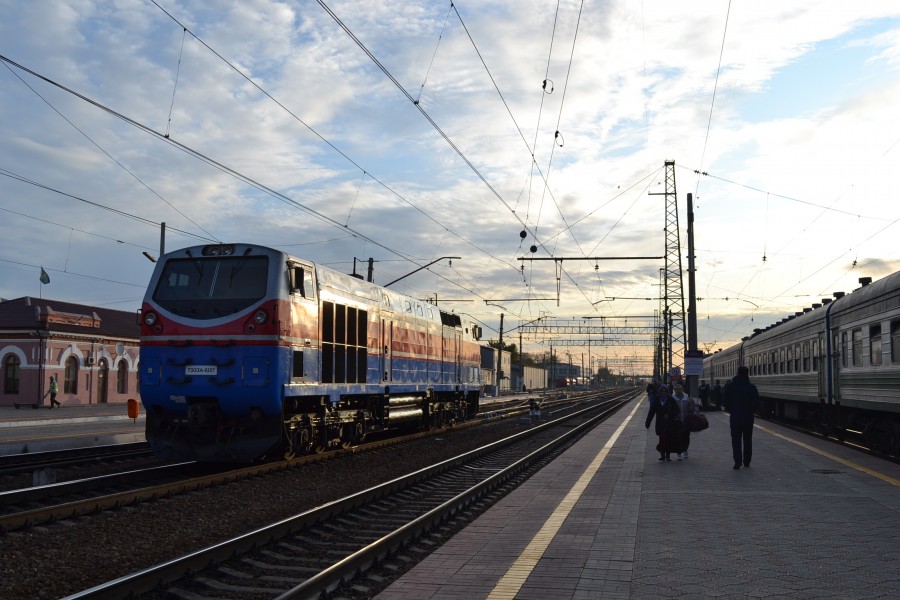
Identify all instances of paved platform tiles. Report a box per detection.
[378,399,900,599]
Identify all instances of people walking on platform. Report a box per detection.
[670,381,696,460]
[46,375,61,408]
[711,380,723,411]
[723,366,761,470]
[645,387,681,461]
[645,383,656,405]
[698,380,710,410]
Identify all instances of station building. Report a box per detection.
[0,297,140,408]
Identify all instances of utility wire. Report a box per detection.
[1,58,218,243]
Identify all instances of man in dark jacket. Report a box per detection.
[723,366,760,470]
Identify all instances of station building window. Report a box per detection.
[852,328,863,367]
[116,360,128,394]
[870,325,882,367]
[3,355,20,394]
[64,356,79,394]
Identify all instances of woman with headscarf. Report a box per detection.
[645,385,681,461]
[670,381,696,460]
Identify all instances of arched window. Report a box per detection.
[64,356,79,394]
[3,355,20,394]
[117,360,128,394]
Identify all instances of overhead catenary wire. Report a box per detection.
[1,58,219,243]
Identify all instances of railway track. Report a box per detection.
[0,391,620,533]
[0,441,151,478]
[67,392,633,599]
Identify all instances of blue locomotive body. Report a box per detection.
[139,243,483,462]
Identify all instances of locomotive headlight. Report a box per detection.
[254,310,268,324]
[144,312,157,326]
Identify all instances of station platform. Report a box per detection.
[0,402,145,455]
[378,397,900,599]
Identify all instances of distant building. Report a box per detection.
[0,297,140,407]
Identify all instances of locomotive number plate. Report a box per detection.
[186,365,217,376]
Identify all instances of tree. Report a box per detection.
[487,340,519,364]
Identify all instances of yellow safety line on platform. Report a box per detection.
[486,400,642,600]
[756,424,900,487]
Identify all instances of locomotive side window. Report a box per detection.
[292,350,304,378]
[870,325,882,366]
[321,301,368,384]
[290,265,315,299]
[852,328,863,367]
[892,320,900,364]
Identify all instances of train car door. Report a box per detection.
[442,328,460,384]
[831,331,842,401]
[382,319,392,382]
[454,331,461,382]
[816,333,826,400]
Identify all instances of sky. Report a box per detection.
[2,0,900,375]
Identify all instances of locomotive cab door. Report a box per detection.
[382,319,393,382]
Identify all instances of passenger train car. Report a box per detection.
[138,243,483,462]
[704,272,900,454]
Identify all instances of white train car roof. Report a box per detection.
[709,270,900,357]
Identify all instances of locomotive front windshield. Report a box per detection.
[152,255,269,319]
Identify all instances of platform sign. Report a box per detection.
[684,350,705,376]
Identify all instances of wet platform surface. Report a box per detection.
[379,398,900,599]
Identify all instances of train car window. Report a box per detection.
[892,320,900,364]
[852,328,863,367]
[786,347,793,373]
[802,342,810,372]
[870,325,882,366]
[794,344,801,372]
[779,349,785,374]
[812,339,819,372]
[841,333,848,368]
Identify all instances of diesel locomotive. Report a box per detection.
[138,243,483,462]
